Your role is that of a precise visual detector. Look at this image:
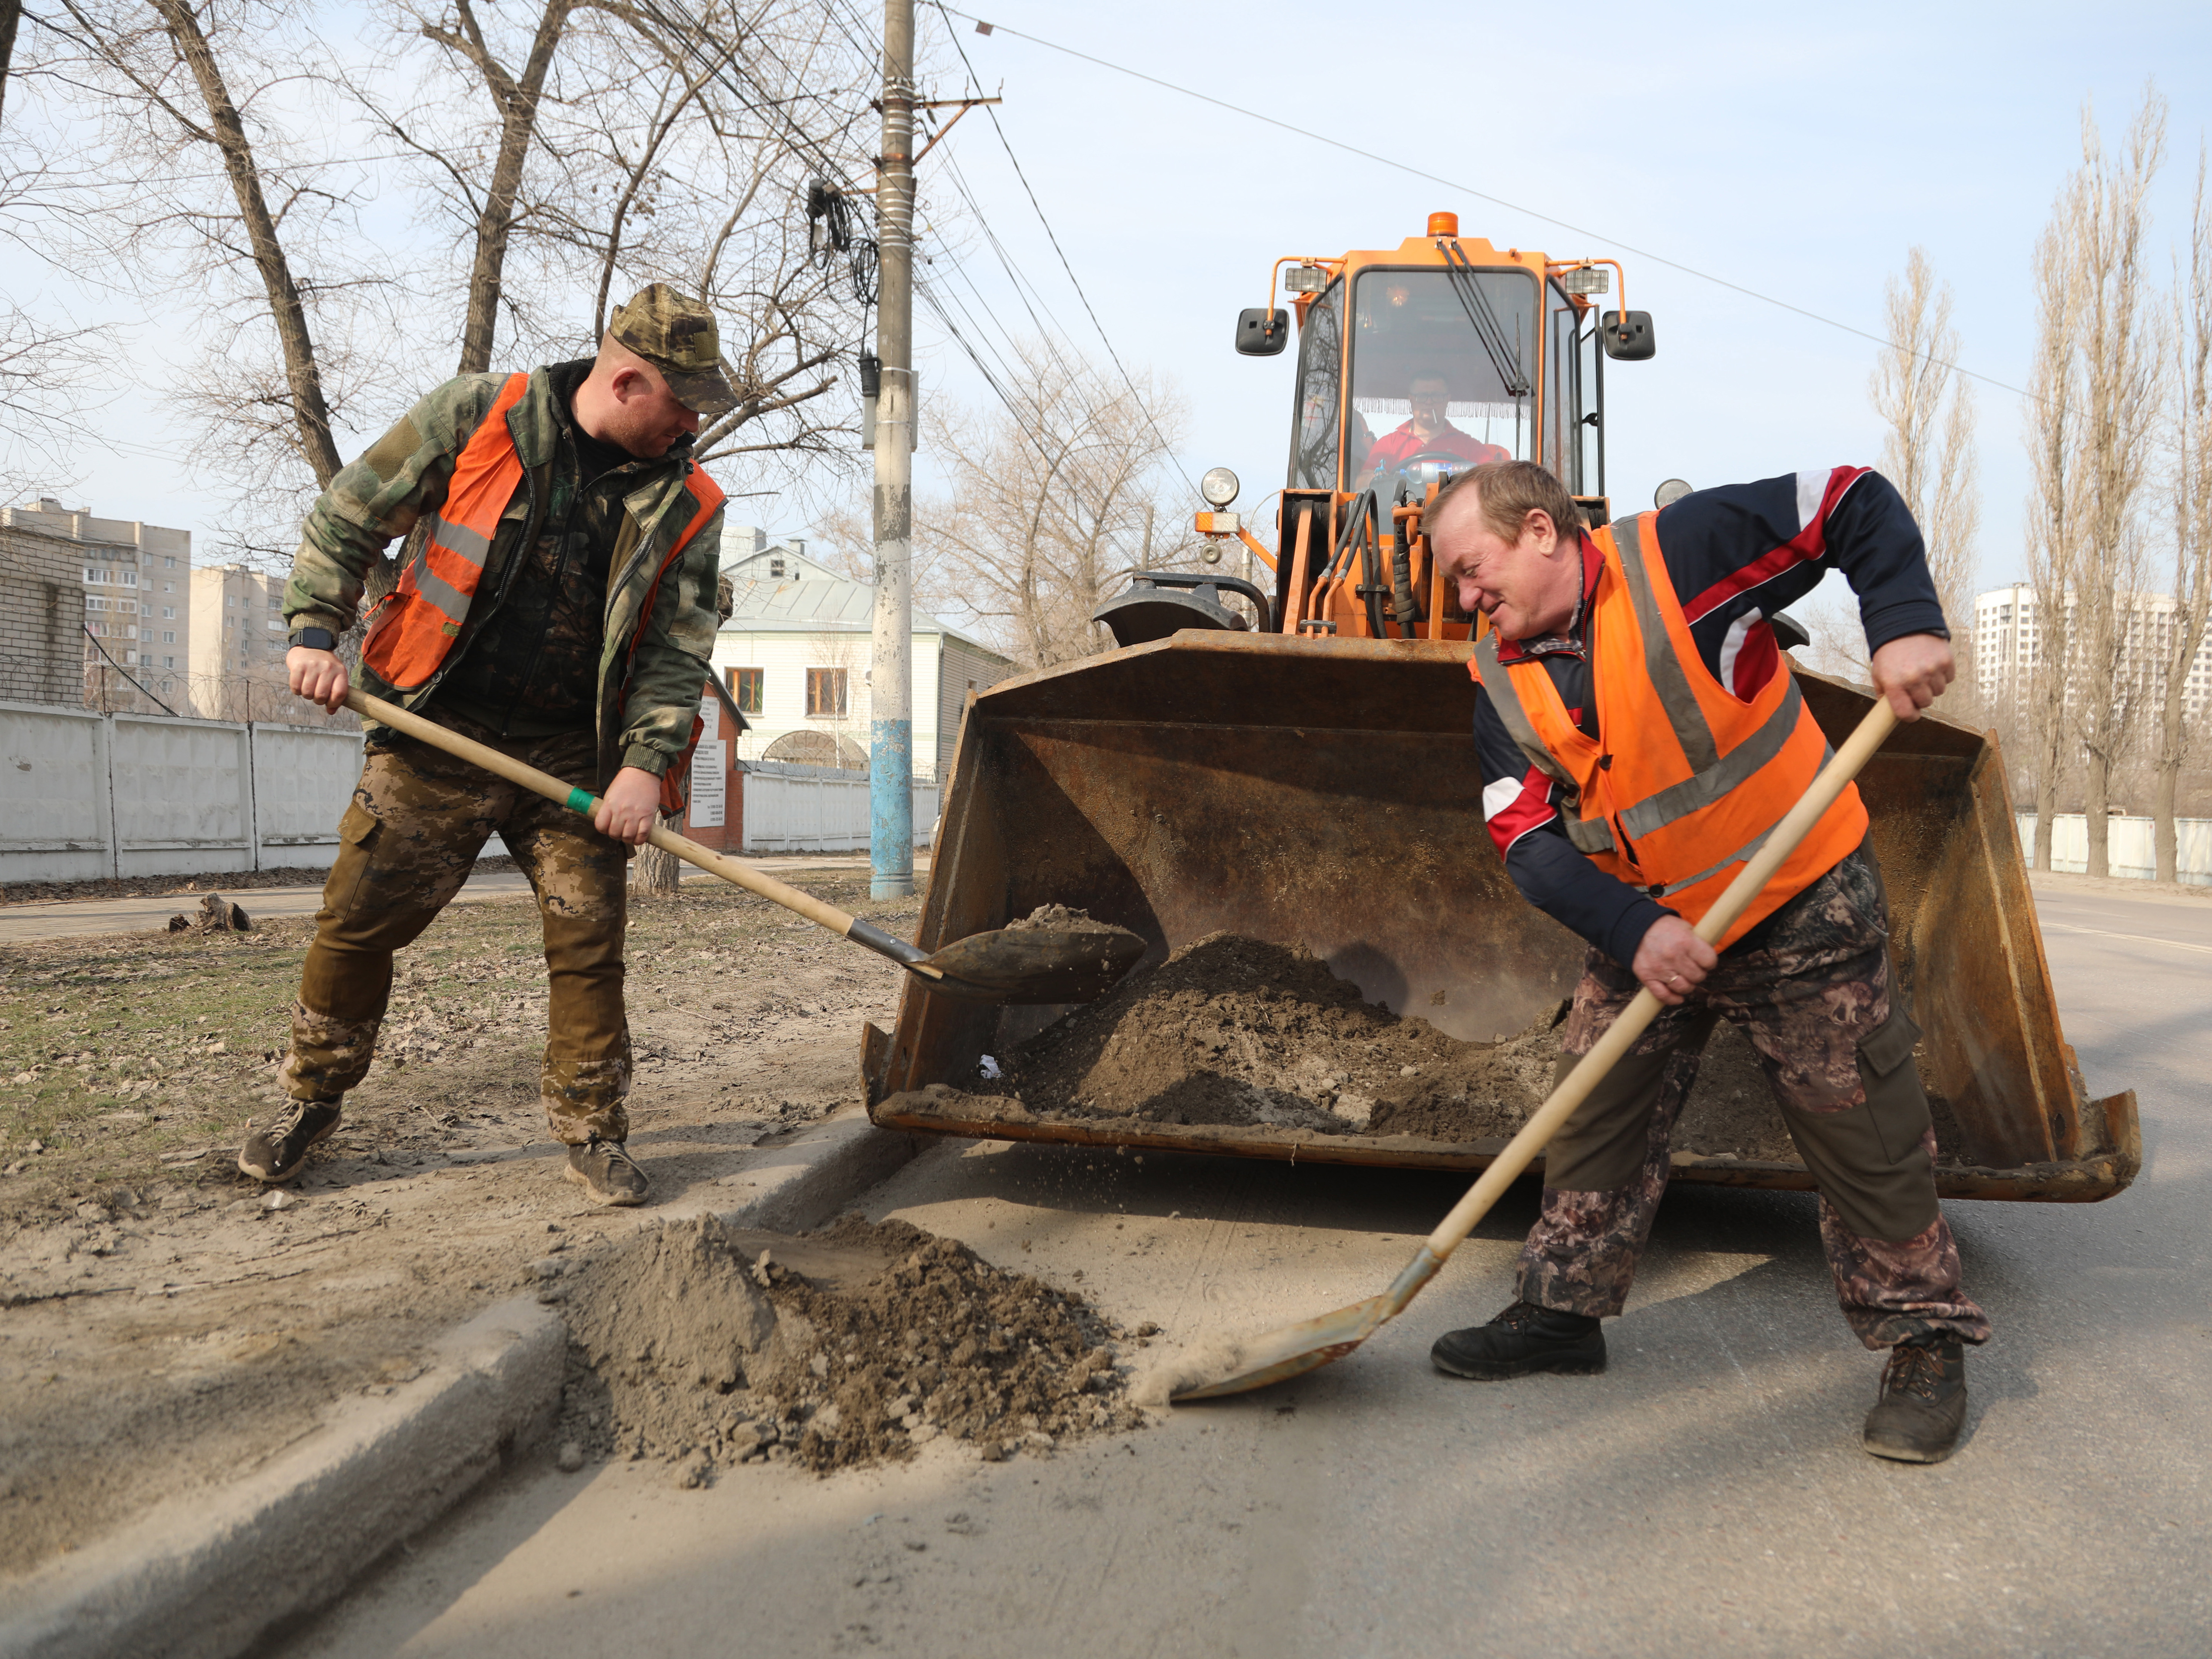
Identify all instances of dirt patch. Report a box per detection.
[0,876,922,1573]
[557,1215,1142,1477]
[1002,904,1125,935]
[0,860,518,908]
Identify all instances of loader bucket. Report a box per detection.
[863,632,2139,1203]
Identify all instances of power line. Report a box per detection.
[939,4,2032,402]
[929,5,1200,492]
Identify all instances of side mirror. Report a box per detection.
[1599,310,1655,361]
[1235,308,1289,357]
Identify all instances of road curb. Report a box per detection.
[0,1109,927,1659]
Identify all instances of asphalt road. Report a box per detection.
[268,877,2211,1658]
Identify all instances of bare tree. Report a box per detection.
[2070,92,2168,878]
[33,0,401,556]
[1869,246,1981,715]
[0,304,111,500]
[350,0,875,494]
[2156,149,2212,882]
[919,340,1203,670]
[2023,202,2086,871]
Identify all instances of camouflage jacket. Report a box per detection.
[282,364,722,788]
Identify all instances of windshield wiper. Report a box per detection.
[1437,240,1531,398]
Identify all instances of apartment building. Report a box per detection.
[0,497,194,713]
[1974,584,2212,718]
[188,564,292,720]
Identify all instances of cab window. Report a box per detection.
[1286,277,1343,492]
[1347,266,1539,493]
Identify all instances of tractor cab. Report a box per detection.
[1097,211,1654,649]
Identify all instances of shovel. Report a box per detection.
[1172,697,1901,1400]
[338,688,1146,1004]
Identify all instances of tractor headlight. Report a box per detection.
[1200,466,1240,508]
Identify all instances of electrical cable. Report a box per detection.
[81,624,180,716]
[936,4,2033,401]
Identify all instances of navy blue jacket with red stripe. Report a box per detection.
[1473,467,1947,968]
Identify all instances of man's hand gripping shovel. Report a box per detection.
[1172,698,1901,1401]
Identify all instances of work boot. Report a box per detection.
[1862,1337,1968,1463]
[236,1100,343,1183]
[1430,1301,1607,1380]
[564,1135,650,1206]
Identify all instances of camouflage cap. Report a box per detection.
[608,283,739,415]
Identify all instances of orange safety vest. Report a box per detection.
[362,373,534,690]
[1472,512,1867,951]
[361,372,726,701]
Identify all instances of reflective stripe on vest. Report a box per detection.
[362,372,533,690]
[1471,513,1867,948]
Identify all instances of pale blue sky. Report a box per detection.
[13,0,2212,610]
[902,0,2212,599]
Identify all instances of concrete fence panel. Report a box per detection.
[0,700,113,881]
[110,715,252,877]
[253,725,370,861]
[741,762,939,855]
[2015,812,2212,886]
[0,700,363,883]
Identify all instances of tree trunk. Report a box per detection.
[2084,747,2110,878]
[152,0,343,487]
[632,814,679,895]
[2032,761,2059,871]
[2155,742,2181,883]
[0,0,23,127]
[438,0,573,375]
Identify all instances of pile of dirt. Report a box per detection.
[967,933,1465,1132]
[952,929,1968,1168]
[558,1215,1142,1478]
[1002,903,1126,935]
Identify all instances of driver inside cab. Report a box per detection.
[1363,372,1510,478]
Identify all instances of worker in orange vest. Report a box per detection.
[1428,459,1988,1465]
[238,285,735,1207]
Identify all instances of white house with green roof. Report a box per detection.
[711,527,1014,786]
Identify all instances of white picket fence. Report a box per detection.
[1,698,365,882]
[740,760,939,855]
[2016,812,2212,886]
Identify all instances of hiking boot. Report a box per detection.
[1863,1337,1968,1463]
[236,1101,343,1183]
[564,1136,650,1206]
[1431,1301,1607,1380]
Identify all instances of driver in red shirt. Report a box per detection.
[1363,373,1511,477]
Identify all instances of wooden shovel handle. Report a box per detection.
[341,688,936,973]
[1421,697,1900,1260]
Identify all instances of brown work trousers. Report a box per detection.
[1516,849,1992,1351]
[280,717,634,1145]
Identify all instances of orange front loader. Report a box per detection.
[862,213,2139,1206]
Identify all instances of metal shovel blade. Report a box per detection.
[916,925,1148,1004]
[1171,1247,1444,1401]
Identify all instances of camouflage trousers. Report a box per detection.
[1515,850,1992,1351]
[280,715,634,1145]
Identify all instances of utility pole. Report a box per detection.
[868,0,916,900]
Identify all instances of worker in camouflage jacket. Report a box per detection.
[237,284,734,1207]
[1427,459,1988,1466]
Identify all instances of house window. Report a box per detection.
[806,667,848,716]
[727,667,765,714]
[769,557,786,578]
